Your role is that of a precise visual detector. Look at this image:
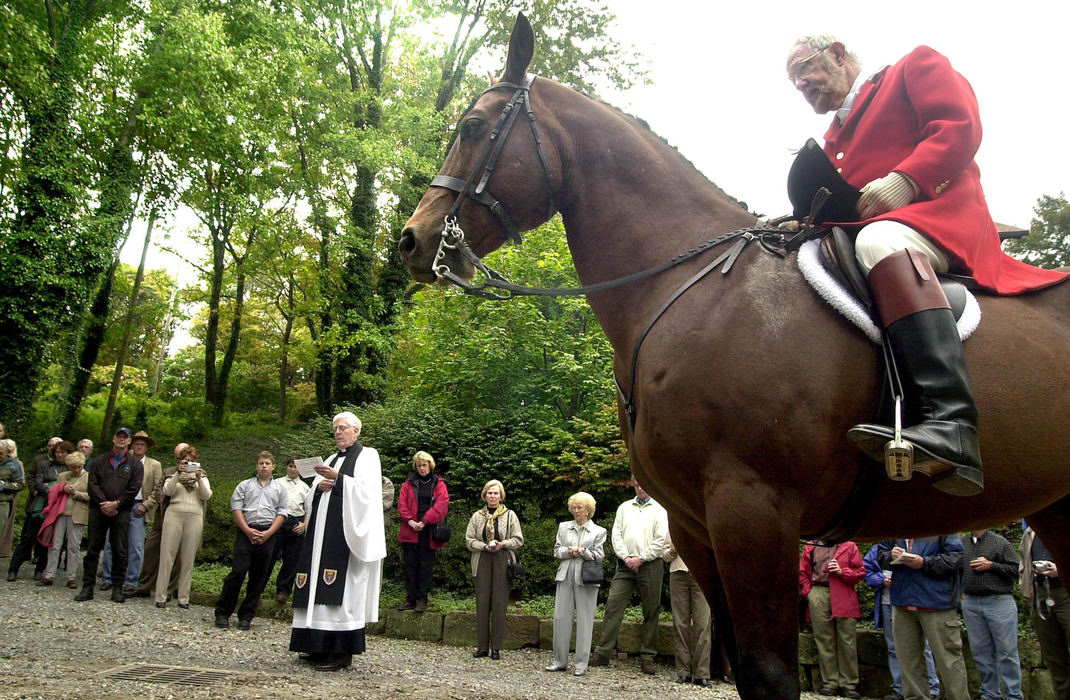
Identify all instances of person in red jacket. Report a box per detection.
[800,540,866,698]
[787,36,1067,498]
[396,451,449,612]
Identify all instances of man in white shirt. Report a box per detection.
[274,458,310,603]
[589,476,668,675]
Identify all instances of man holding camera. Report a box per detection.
[961,529,1022,700]
[1020,527,1070,699]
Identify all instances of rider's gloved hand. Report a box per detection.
[857,171,917,219]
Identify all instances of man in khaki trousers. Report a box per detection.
[663,529,712,687]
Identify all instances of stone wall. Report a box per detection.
[242,596,1056,699]
[361,606,1058,700]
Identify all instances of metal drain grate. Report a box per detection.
[97,662,240,686]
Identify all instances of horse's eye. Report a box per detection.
[460,118,485,142]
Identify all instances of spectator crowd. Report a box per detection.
[1,417,1066,695]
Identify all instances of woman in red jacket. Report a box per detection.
[800,540,866,698]
[396,451,449,612]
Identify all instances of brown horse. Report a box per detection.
[399,15,1070,699]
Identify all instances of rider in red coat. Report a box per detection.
[787,37,1068,498]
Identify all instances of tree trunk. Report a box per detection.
[204,218,227,407]
[60,257,119,437]
[277,271,296,421]
[211,226,255,425]
[59,197,141,436]
[100,210,155,444]
[150,284,179,396]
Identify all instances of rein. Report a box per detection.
[432,215,794,300]
[426,69,877,543]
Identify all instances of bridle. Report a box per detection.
[431,74,555,248]
[429,74,806,300]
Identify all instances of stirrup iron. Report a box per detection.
[885,396,913,481]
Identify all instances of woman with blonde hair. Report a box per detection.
[396,451,449,612]
[155,445,211,608]
[465,479,523,660]
[0,440,25,558]
[39,451,90,587]
[546,492,606,676]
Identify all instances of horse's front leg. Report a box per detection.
[705,477,803,700]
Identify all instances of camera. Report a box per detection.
[184,461,201,472]
[1034,560,1055,573]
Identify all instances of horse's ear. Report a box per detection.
[501,12,534,85]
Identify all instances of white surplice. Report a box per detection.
[291,446,386,633]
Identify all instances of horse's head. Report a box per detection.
[399,13,560,283]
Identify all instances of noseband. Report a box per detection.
[431,74,556,247]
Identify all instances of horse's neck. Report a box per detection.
[548,86,757,344]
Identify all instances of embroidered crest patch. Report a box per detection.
[323,569,337,586]
[296,573,307,589]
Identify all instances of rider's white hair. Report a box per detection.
[792,34,860,63]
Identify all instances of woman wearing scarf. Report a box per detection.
[39,452,89,587]
[465,479,523,660]
[156,445,212,609]
[396,451,449,612]
[0,440,24,558]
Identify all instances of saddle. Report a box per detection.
[819,227,970,322]
[787,139,972,329]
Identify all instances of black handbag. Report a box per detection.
[580,558,603,585]
[507,555,526,581]
[427,476,450,543]
[431,520,450,543]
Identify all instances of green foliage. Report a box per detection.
[1004,193,1070,269]
[392,218,615,424]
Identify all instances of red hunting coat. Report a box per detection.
[799,541,865,619]
[824,46,1068,295]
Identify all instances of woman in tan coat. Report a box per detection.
[156,445,211,608]
[41,452,89,587]
[465,479,523,660]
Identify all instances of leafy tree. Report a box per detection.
[0,0,143,433]
[1004,193,1070,269]
[393,217,615,423]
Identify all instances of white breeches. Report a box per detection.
[855,220,949,276]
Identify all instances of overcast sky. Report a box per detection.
[125,0,1070,342]
[606,0,1070,228]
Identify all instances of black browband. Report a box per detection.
[430,74,555,245]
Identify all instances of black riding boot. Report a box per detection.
[847,249,983,496]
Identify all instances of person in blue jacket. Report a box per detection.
[876,536,968,700]
[863,542,941,700]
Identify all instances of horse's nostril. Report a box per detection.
[398,228,416,257]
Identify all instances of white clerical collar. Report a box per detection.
[836,66,883,125]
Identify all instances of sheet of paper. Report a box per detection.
[293,456,324,479]
[890,553,918,566]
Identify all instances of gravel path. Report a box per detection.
[0,576,824,699]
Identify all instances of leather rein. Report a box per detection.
[427,74,822,414]
[428,75,869,540]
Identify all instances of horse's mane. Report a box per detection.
[461,75,757,217]
[586,93,757,217]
